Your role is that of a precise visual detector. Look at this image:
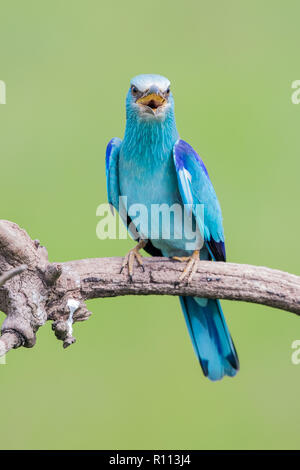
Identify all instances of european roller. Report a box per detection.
[106,74,239,381]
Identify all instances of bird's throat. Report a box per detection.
[123,112,179,161]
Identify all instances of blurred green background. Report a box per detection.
[0,0,300,450]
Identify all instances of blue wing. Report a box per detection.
[106,137,122,213]
[173,139,226,261]
[105,138,163,257]
[173,140,239,379]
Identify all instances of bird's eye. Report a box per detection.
[166,88,170,95]
[131,86,138,94]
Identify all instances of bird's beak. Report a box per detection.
[136,90,166,113]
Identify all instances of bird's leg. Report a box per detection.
[120,239,147,282]
[173,249,200,284]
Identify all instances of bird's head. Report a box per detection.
[126,74,174,122]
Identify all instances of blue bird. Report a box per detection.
[106,74,239,381]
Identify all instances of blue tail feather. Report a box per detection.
[179,296,239,381]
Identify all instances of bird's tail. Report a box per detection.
[179,296,239,381]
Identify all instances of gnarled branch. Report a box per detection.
[0,219,299,358]
[0,265,27,287]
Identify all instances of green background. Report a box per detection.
[0,0,300,450]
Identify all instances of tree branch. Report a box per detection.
[0,219,299,358]
[0,265,27,287]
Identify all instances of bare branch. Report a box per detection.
[59,257,300,315]
[0,219,300,359]
[0,265,27,287]
[0,330,24,357]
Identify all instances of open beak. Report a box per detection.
[136,93,166,112]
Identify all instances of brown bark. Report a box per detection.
[0,219,299,358]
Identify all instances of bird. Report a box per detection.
[105,74,239,381]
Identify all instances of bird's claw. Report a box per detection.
[173,250,200,284]
[120,245,145,282]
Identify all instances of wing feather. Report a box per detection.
[105,138,162,257]
[173,139,226,261]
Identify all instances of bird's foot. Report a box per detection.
[173,250,200,284]
[120,240,147,282]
